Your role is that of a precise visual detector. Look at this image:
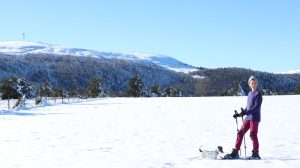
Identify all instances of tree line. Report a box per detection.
[192,67,300,96]
[1,54,300,98]
[0,53,195,97]
[0,75,182,108]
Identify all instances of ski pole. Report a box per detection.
[234,110,239,132]
[241,108,247,158]
[234,110,241,156]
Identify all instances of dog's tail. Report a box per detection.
[199,145,203,152]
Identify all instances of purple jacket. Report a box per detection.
[245,90,263,122]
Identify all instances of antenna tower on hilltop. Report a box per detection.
[22,33,25,41]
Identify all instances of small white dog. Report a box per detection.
[199,146,224,159]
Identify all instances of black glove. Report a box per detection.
[240,108,246,116]
[233,110,240,118]
[233,109,245,118]
[233,113,239,118]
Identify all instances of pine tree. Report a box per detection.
[127,75,145,97]
[53,88,64,97]
[162,87,181,97]
[0,77,21,99]
[150,83,160,97]
[295,83,300,94]
[16,77,32,98]
[219,81,244,96]
[69,85,79,97]
[163,87,172,97]
[86,77,104,98]
[0,77,32,108]
[37,81,53,98]
[0,77,32,99]
[171,87,181,97]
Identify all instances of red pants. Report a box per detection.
[235,120,259,152]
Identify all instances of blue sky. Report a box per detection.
[1,0,299,73]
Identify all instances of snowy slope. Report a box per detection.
[1,96,300,168]
[0,41,197,73]
[283,68,300,74]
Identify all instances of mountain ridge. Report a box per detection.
[0,41,197,73]
[282,68,300,74]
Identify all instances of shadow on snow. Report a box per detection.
[0,110,64,116]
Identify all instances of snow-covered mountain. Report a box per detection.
[0,41,197,73]
[282,68,300,74]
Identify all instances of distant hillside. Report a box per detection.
[0,53,196,96]
[192,67,300,96]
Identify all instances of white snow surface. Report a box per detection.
[0,41,197,73]
[1,96,300,168]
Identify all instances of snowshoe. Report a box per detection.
[246,152,261,160]
[223,149,240,160]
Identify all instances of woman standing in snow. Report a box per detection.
[225,76,263,160]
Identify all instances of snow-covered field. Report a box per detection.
[1,96,300,168]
